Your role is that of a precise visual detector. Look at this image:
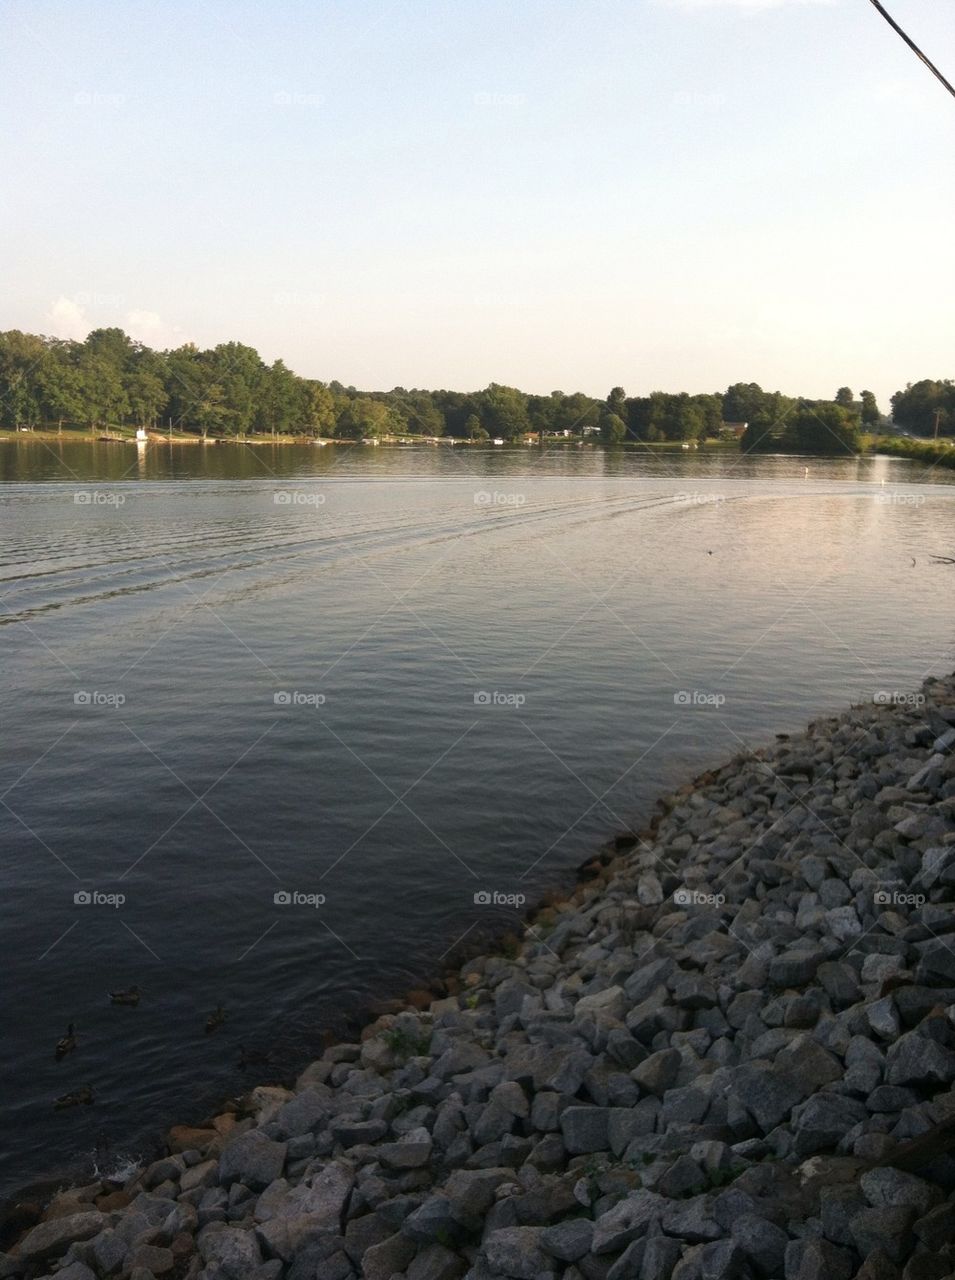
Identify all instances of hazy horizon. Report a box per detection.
[3,0,953,410]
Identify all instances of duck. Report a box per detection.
[109,985,141,1006]
[54,1024,76,1061]
[238,1045,270,1069]
[54,1085,94,1109]
[205,1006,226,1034]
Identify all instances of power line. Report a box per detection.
[866,0,955,102]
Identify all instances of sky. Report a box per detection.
[1,0,953,411]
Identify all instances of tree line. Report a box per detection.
[0,326,943,454]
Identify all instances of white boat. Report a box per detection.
[493,438,504,445]
[135,428,148,442]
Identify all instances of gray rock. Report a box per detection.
[407,1242,467,1280]
[483,1226,549,1279]
[849,1206,916,1263]
[639,1235,682,1279]
[378,1126,433,1169]
[17,1213,106,1264]
[860,1168,943,1216]
[592,1192,666,1253]
[784,1237,853,1280]
[769,948,826,989]
[402,1196,457,1244]
[792,1094,868,1156]
[560,1107,610,1154]
[732,1063,804,1131]
[361,1231,416,1280]
[886,1034,955,1087]
[197,1224,263,1275]
[632,1048,682,1096]
[218,1131,287,1189]
[913,1200,955,1252]
[540,1218,593,1262]
[730,1212,788,1276]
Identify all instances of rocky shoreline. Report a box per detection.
[6,673,955,1280]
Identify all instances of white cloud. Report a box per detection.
[46,295,89,340]
[123,309,186,349]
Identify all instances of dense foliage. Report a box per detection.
[0,327,937,455]
[890,380,955,437]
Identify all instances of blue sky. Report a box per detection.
[1,0,953,410]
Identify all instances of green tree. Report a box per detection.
[860,389,880,427]
[835,386,854,407]
[784,403,861,455]
[599,410,627,443]
[478,383,530,440]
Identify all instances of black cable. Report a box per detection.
[867,0,955,101]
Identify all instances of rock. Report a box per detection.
[402,1196,457,1244]
[407,1242,467,1280]
[638,1235,682,1279]
[361,1231,416,1280]
[860,1168,943,1216]
[769,948,826,989]
[576,985,626,1020]
[699,1239,746,1279]
[444,1168,512,1229]
[732,1063,804,1131]
[127,1244,175,1274]
[913,1201,955,1252]
[197,1224,263,1275]
[632,1048,682,1096]
[792,1094,868,1156]
[17,1212,106,1263]
[218,1131,287,1189]
[849,1206,916,1263]
[483,1226,549,1279]
[592,1192,666,1253]
[730,1213,789,1276]
[560,1107,610,1154]
[784,1238,853,1280]
[378,1126,433,1169]
[90,1228,129,1275]
[886,1034,955,1087]
[540,1218,594,1262]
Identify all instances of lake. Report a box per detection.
[1,438,953,1198]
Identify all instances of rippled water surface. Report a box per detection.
[1,438,953,1196]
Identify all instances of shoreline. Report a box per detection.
[5,675,955,1278]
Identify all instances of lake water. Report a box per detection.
[1,438,953,1198]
